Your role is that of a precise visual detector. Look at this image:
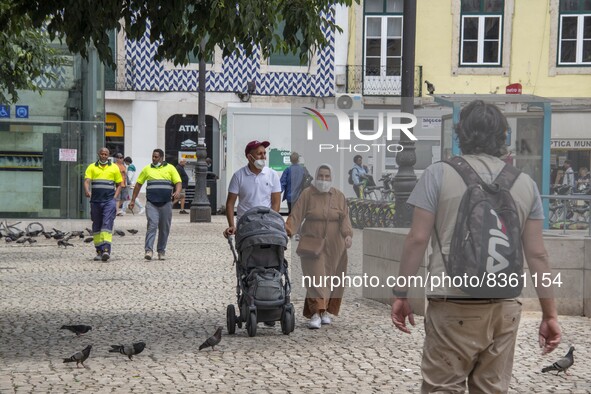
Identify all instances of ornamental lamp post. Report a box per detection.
[190,42,211,223]
[392,0,417,228]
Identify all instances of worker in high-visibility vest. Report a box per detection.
[84,147,123,262]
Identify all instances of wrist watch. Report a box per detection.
[392,288,408,298]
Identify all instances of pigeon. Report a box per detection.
[84,237,94,243]
[542,346,575,375]
[16,237,30,244]
[114,229,125,237]
[26,238,37,244]
[71,231,85,238]
[60,325,92,336]
[5,237,13,243]
[127,229,139,235]
[41,231,53,239]
[52,228,66,239]
[424,80,435,95]
[199,327,223,351]
[58,240,74,248]
[109,341,146,360]
[63,345,92,368]
[85,228,93,235]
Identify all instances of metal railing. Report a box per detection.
[343,65,422,97]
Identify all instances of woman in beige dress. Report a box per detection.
[286,164,353,329]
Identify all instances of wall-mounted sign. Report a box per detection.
[15,105,29,118]
[105,113,124,137]
[0,105,10,118]
[551,139,591,150]
[59,148,78,162]
[506,83,522,94]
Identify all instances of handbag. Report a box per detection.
[295,194,331,259]
[296,235,326,258]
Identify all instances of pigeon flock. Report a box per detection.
[0,221,139,249]
[59,323,222,368]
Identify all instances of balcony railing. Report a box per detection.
[340,65,423,97]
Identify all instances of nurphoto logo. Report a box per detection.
[302,107,418,153]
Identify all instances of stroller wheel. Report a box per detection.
[246,310,257,337]
[226,305,237,335]
[281,304,295,335]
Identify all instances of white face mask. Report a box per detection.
[315,180,332,193]
[253,159,266,170]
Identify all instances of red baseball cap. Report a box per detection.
[244,140,270,156]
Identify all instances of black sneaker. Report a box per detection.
[101,252,110,262]
[179,210,189,214]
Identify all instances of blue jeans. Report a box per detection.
[144,201,172,253]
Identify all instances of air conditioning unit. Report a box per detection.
[335,94,363,110]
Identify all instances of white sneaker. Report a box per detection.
[138,208,145,215]
[308,313,321,329]
[321,312,332,325]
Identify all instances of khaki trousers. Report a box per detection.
[421,299,522,393]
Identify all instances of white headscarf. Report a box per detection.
[313,163,334,193]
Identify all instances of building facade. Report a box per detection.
[0,47,105,219]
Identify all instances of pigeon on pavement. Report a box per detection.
[127,229,139,235]
[109,341,146,360]
[542,346,575,375]
[85,228,93,235]
[199,327,223,351]
[114,229,125,237]
[84,237,94,243]
[61,325,92,336]
[58,240,74,248]
[63,345,92,368]
[16,237,29,244]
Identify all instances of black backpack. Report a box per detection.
[348,168,355,185]
[435,156,524,298]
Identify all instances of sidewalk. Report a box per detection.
[0,213,590,393]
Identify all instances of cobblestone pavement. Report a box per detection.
[1,214,590,393]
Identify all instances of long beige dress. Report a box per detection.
[286,186,353,318]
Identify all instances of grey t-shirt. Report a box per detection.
[408,158,544,220]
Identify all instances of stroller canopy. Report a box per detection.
[236,206,288,251]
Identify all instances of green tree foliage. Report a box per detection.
[0,1,67,104]
[13,0,355,68]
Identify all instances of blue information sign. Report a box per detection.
[0,105,10,118]
[15,105,29,118]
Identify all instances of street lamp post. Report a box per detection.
[392,0,417,228]
[190,42,211,223]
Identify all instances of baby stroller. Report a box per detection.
[226,206,295,337]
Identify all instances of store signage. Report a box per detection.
[551,139,591,149]
[506,83,522,94]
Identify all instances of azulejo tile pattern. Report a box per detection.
[125,10,335,97]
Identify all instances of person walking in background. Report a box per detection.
[562,160,575,189]
[175,159,190,214]
[390,100,561,392]
[122,156,145,214]
[129,149,182,261]
[114,153,128,216]
[83,147,123,262]
[223,140,281,238]
[351,155,368,198]
[286,164,353,329]
[280,152,309,214]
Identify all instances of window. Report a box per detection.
[268,20,305,66]
[363,0,403,95]
[558,0,591,65]
[460,0,504,66]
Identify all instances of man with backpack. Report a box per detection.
[280,152,311,214]
[390,100,561,392]
[350,155,369,198]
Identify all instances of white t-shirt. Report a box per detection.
[228,165,281,220]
